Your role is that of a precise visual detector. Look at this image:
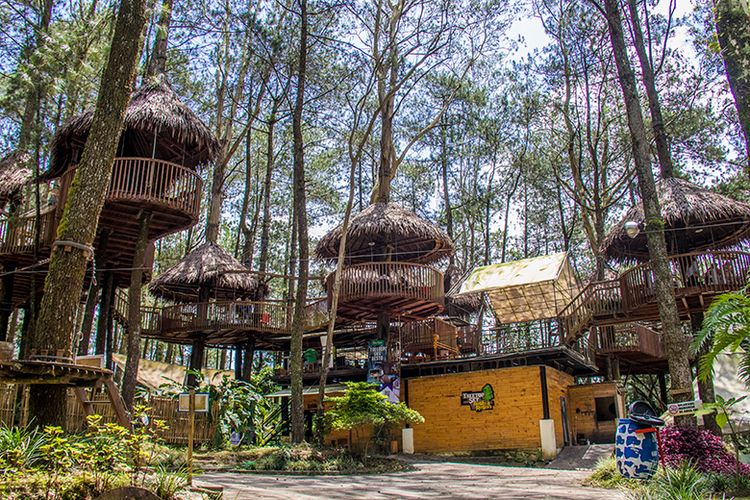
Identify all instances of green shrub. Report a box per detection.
[149,464,188,500]
[0,425,47,471]
[584,457,630,489]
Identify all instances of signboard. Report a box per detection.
[461,384,495,412]
[367,339,387,384]
[178,392,210,413]
[667,400,702,416]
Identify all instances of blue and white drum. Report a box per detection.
[615,418,659,479]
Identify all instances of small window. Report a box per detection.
[595,396,617,422]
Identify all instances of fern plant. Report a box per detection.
[692,289,750,384]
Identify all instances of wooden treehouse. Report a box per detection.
[316,202,453,322]
[0,81,218,327]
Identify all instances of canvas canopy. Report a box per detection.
[457,252,579,325]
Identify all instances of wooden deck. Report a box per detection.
[0,210,57,262]
[61,157,202,245]
[400,318,482,363]
[328,262,445,320]
[113,290,330,347]
[560,251,750,340]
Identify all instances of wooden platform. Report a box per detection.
[560,251,750,340]
[0,358,115,386]
[327,262,445,321]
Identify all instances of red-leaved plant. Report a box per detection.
[660,425,750,476]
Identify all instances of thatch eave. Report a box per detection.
[602,177,750,262]
[0,151,32,205]
[48,80,220,178]
[148,242,260,303]
[315,202,454,264]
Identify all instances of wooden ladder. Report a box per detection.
[72,379,131,429]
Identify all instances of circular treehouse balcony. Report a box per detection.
[327,262,445,321]
[136,298,330,348]
[61,157,202,243]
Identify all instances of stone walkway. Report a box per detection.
[546,444,614,470]
[197,460,624,499]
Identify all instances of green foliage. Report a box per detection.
[692,289,750,384]
[225,444,410,474]
[0,425,48,472]
[695,394,747,431]
[584,457,630,489]
[325,382,424,432]
[324,382,423,459]
[155,367,282,447]
[628,462,710,500]
[149,464,188,500]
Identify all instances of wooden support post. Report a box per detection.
[104,378,131,429]
[187,388,195,486]
[0,263,16,342]
[187,339,204,388]
[234,343,243,380]
[74,387,95,418]
[95,271,114,356]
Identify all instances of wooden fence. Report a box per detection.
[0,384,219,445]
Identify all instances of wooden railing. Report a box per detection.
[112,289,162,335]
[621,251,750,309]
[487,318,593,364]
[61,157,202,219]
[303,298,330,330]
[561,251,750,342]
[112,291,329,339]
[158,298,328,336]
[558,279,621,341]
[594,323,664,359]
[0,210,56,255]
[328,262,444,306]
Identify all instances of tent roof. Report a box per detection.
[458,253,579,325]
[111,354,232,390]
[458,253,571,294]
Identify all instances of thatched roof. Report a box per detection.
[316,203,454,264]
[445,292,482,316]
[148,242,260,302]
[0,151,31,206]
[443,263,481,316]
[602,177,750,262]
[48,80,220,177]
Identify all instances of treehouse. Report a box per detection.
[47,81,217,279]
[316,203,452,321]
[561,177,750,374]
[0,81,218,322]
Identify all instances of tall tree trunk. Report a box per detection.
[625,0,674,179]
[257,108,278,277]
[29,0,148,427]
[713,0,750,174]
[290,0,308,444]
[602,0,695,424]
[121,211,152,411]
[0,265,16,342]
[145,0,173,80]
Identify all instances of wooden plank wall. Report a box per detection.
[567,382,622,444]
[407,366,576,453]
[545,367,574,447]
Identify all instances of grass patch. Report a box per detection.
[197,443,410,474]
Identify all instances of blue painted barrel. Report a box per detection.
[615,418,659,479]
